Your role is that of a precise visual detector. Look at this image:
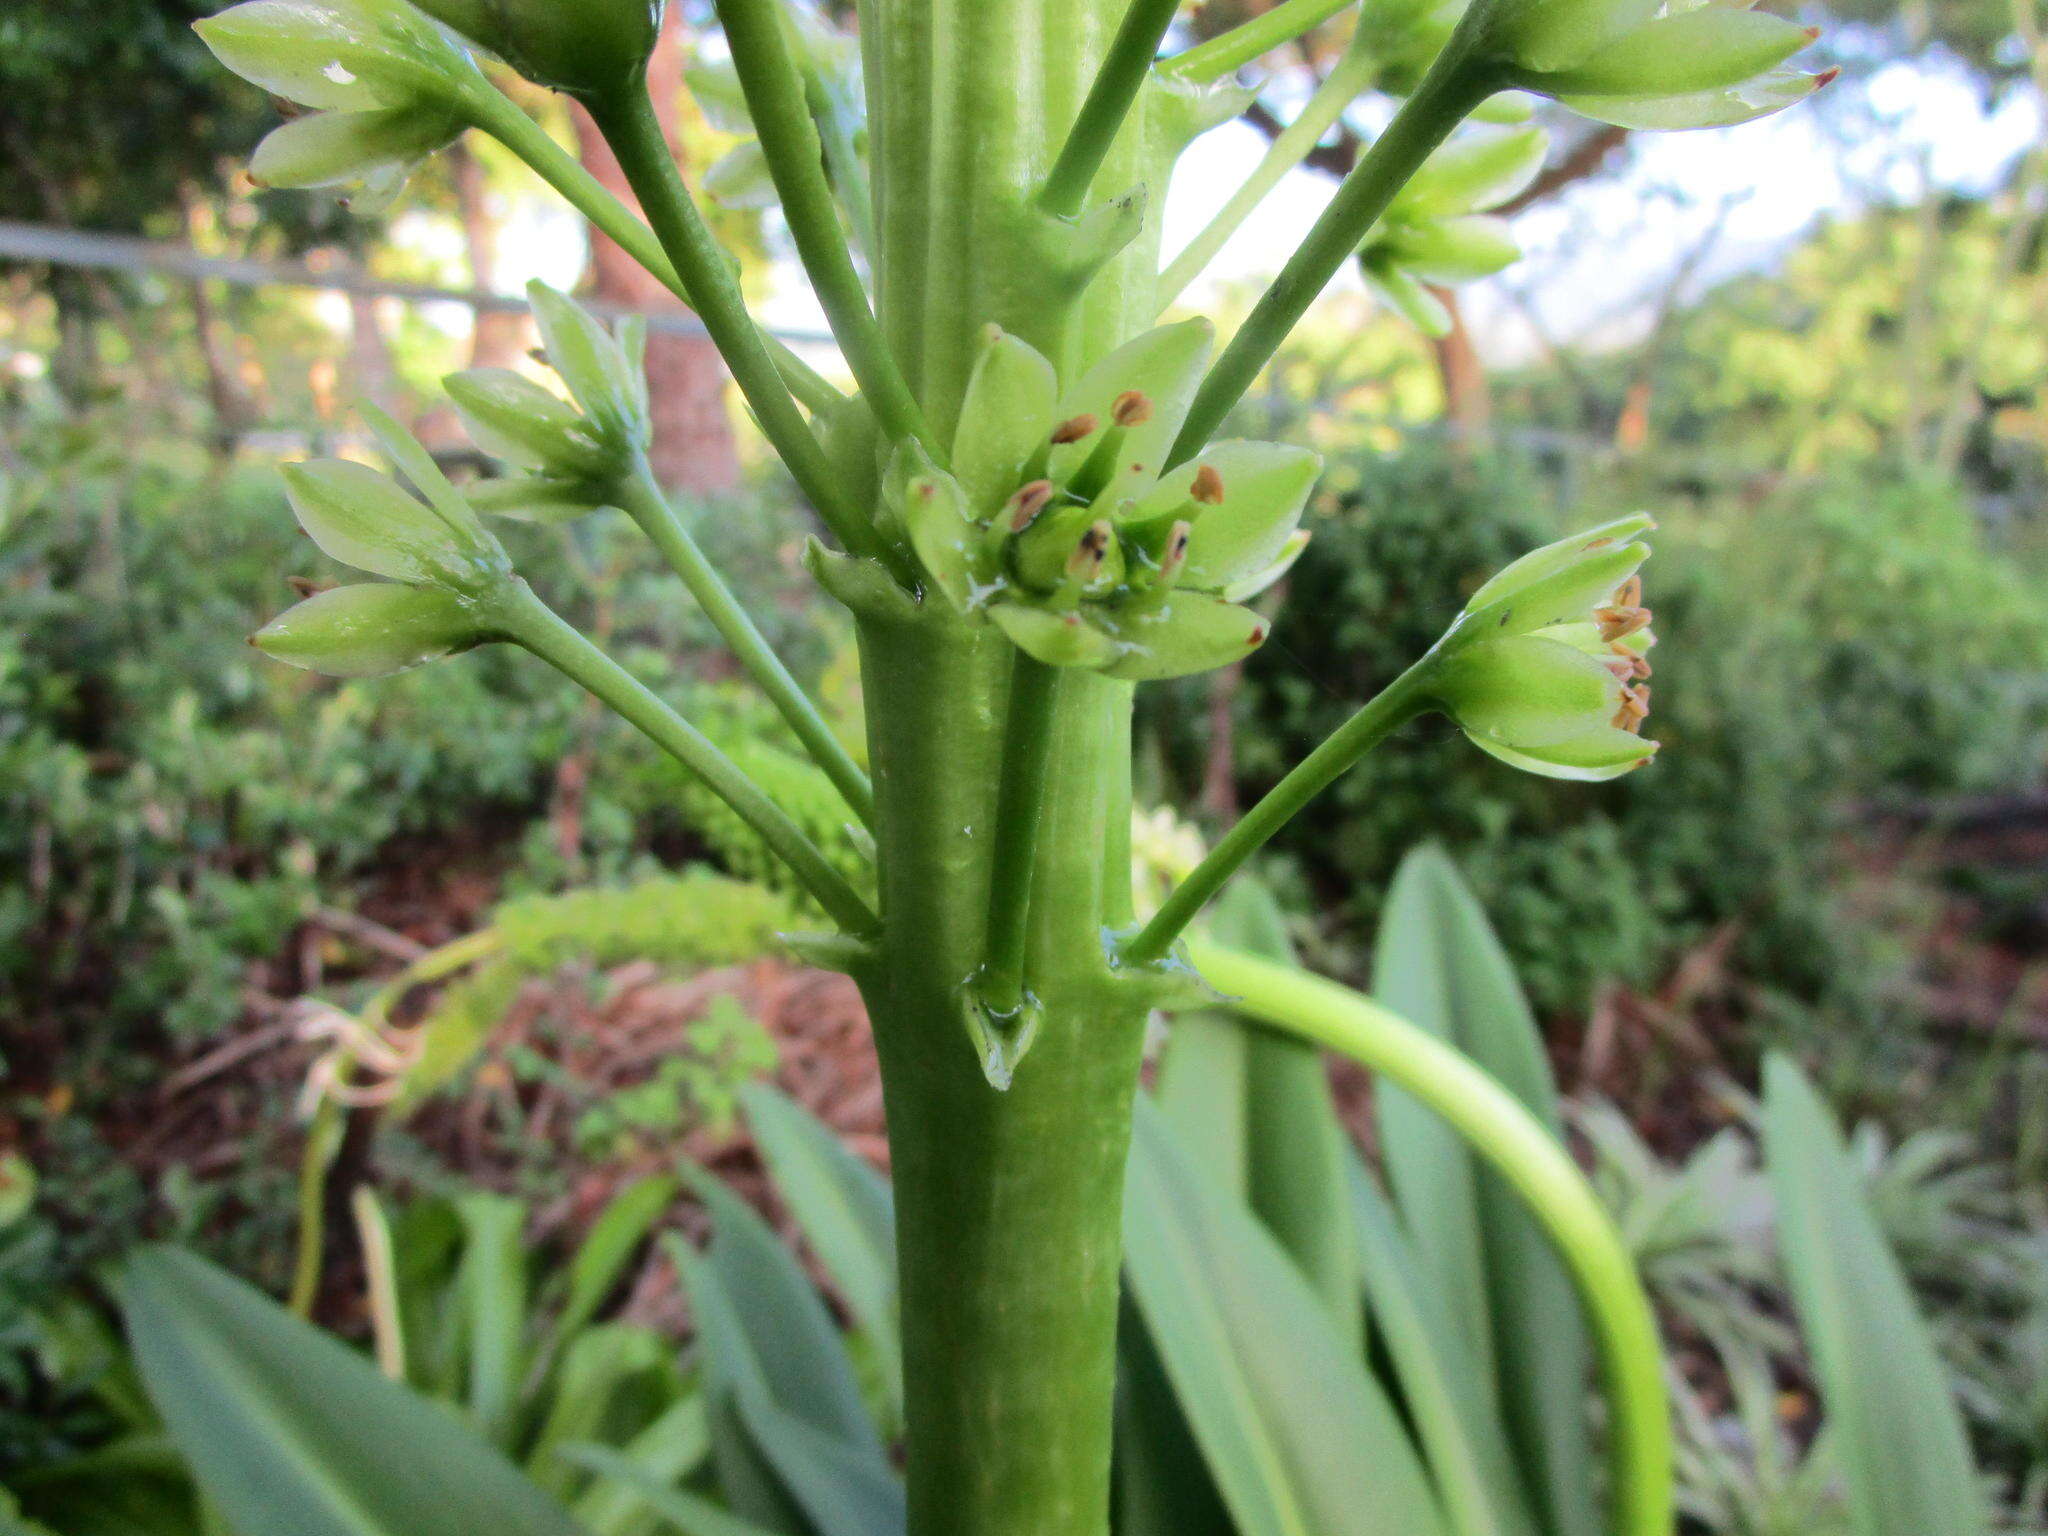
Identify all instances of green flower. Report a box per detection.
[892,322,1319,681]
[196,0,481,209]
[445,282,650,523]
[1421,513,1659,780]
[1358,126,1547,336]
[254,404,514,677]
[1468,0,1831,130]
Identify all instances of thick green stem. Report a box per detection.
[854,604,1146,1536]
[617,459,875,826]
[1038,0,1185,218]
[1160,0,1359,82]
[456,82,841,415]
[711,0,935,453]
[1185,938,1674,1536]
[1156,28,1379,307]
[496,581,880,936]
[852,0,1161,1525]
[591,91,912,578]
[1123,660,1429,965]
[1168,56,1487,466]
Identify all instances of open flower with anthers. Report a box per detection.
[1418,513,1662,780]
[894,320,1318,680]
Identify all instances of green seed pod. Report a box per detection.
[407,0,666,98]
[254,582,488,677]
[195,0,475,113]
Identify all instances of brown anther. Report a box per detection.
[1157,520,1192,583]
[1006,479,1056,531]
[1596,605,1652,643]
[1611,685,1651,733]
[1051,414,1098,445]
[287,575,326,598]
[1815,66,1841,87]
[1247,624,1268,646]
[1191,464,1226,504]
[1067,520,1113,579]
[1111,390,1153,427]
[1614,575,1642,608]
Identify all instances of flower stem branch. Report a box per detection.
[1037,0,1186,218]
[616,457,876,826]
[456,81,842,416]
[1122,661,1428,965]
[976,654,1065,1016]
[1182,937,1674,1536]
[1156,28,1379,307]
[1167,55,1488,467]
[1159,0,1359,83]
[712,0,935,455]
[592,91,914,578]
[497,580,882,936]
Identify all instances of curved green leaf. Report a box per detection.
[118,1246,583,1536]
[1123,1097,1449,1536]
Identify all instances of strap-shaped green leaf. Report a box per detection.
[1123,1097,1450,1536]
[739,1084,899,1410]
[1762,1055,1989,1536]
[1348,1157,1542,1536]
[118,1246,585,1536]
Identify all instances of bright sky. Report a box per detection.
[396,51,2041,367]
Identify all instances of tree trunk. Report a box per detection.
[570,12,743,494]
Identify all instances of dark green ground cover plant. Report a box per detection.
[51,0,1889,1528]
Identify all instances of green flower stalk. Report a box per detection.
[194,0,1834,1527]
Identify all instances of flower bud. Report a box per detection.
[195,0,474,113]
[524,282,649,457]
[444,367,619,480]
[249,102,464,208]
[406,0,665,98]
[254,582,489,676]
